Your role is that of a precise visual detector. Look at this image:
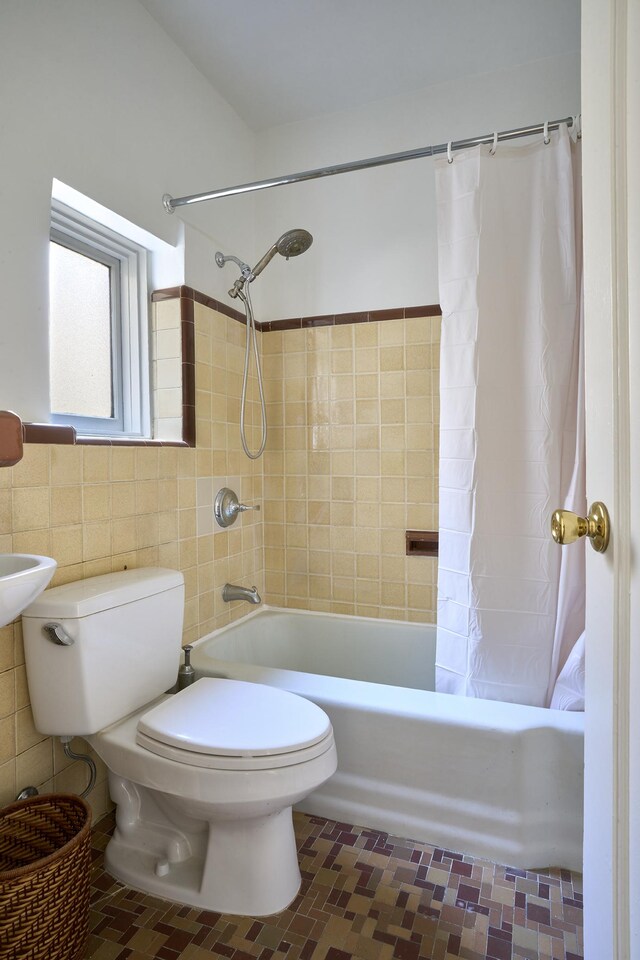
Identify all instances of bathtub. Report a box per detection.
[191,607,584,871]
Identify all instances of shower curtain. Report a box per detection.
[435,124,585,708]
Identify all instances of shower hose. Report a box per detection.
[236,282,268,459]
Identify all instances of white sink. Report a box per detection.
[0,555,57,628]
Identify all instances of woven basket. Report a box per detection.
[0,794,92,960]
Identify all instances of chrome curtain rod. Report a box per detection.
[162,115,577,213]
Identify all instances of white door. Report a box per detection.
[582,0,639,957]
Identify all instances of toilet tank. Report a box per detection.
[22,568,185,736]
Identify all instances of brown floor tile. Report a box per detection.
[85,812,583,960]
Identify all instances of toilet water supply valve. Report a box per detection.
[177,645,196,690]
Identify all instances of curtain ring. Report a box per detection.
[544,120,550,144]
[489,131,498,155]
[447,141,453,164]
[570,115,581,142]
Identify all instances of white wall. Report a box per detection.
[0,0,256,420]
[251,53,581,321]
[0,2,581,418]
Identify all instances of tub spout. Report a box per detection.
[222,583,261,605]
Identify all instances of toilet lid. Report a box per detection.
[137,678,332,758]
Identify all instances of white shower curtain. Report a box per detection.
[435,124,585,708]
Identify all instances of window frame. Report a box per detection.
[49,199,151,438]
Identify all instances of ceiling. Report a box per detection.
[139,0,581,132]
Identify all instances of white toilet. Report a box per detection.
[22,568,337,916]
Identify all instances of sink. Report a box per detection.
[0,555,57,628]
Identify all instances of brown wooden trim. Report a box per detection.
[405,530,439,557]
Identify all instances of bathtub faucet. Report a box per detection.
[222,583,261,605]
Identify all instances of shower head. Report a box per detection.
[215,229,312,299]
[251,228,313,278]
[276,228,313,260]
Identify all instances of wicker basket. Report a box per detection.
[0,794,92,960]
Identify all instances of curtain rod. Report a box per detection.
[162,115,577,213]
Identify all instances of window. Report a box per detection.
[49,200,150,437]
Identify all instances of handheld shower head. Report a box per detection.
[251,228,313,278]
[215,229,312,298]
[276,228,313,260]
[214,228,313,461]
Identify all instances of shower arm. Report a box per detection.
[228,246,277,298]
[216,252,254,298]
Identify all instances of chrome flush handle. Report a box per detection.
[42,622,74,646]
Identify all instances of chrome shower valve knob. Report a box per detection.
[214,487,260,528]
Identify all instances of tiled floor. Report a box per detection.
[87,813,583,960]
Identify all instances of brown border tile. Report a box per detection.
[180,298,196,447]
[369,307,404,322]
[265,318,302,332]
[405,304,442,318]
[336,311,370,325]
[152,285,245,325]
[272,303,440,331]
[155,286,441,332]
[23,423,76,445]
[301,315,335,328]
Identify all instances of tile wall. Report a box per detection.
[151,299,184,442]
[0,299,263,814]
[262,314,440,621]
[0,297,440,816]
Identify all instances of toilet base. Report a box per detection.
[105,777,302,916]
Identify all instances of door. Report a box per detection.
[582,0,639,956]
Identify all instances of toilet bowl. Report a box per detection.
[22,568,337,916]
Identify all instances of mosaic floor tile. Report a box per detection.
[86,813,583,960]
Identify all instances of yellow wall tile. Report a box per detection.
[50,445,83,486]
[83,446,111,483]
[0,715,16,765]
[3,305,438,802]
[12,487,50,531]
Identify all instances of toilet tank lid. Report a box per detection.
[22,568,184,620]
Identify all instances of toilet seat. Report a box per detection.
[136,678,333,770]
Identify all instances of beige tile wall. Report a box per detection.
[0,300,263,816]
[261,314,440,621]
[152,299,184,442]
[0,301,440,817]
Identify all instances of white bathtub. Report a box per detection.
[191,607,584,871]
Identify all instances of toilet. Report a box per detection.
[22,568,337,916]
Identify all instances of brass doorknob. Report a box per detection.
[550,501,610,553]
